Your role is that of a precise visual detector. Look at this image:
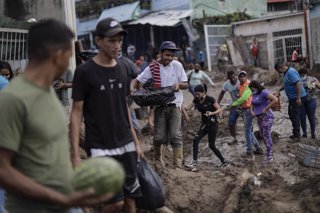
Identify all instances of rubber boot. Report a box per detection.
[173,147,183,168]
[154,144,165,168]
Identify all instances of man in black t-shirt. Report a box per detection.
[70,18,143,213]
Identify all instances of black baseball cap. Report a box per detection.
[160,41,180,51]
[95,18,127,37]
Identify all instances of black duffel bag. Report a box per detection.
[136,158,166,210]
[130,86,176,107]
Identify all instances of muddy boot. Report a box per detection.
[154,144,166,168]
[173,147,183,168]
[253,147,264,155]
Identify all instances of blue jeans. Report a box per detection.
[188,85,195,97]
[288,97,306,137]
[67,208,83,213]
[228,108,240,125]
[130,110,140,134]
[0,189,4,213]
[243,109,261,152]
[300,98,317,137]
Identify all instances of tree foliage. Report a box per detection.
[192,12,252,36]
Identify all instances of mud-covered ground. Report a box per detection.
[86,66,320,213]
[136,67,320,213]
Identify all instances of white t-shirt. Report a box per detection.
[222,79,240,101]
[137,60,187,107]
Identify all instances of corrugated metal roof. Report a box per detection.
[129,10,192,26]
[98,1,140,22]
[77,18,97,36]
[77,1,140,36]
[267,0,294,3]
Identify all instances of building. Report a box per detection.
[76,1,141,50]
[76,0,194,61]
[267,0,297,14]
[0,0,68,23]
[204,12,306,71]
[232,12,305,70]
[0,0,76,71]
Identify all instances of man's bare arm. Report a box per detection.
[217,90,226,104]
[0,148,113,207]
[70,100,84,167]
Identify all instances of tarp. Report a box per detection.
[129,10,192,26]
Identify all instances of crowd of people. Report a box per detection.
[0,16,319,213]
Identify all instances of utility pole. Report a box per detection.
[303,0,310,68]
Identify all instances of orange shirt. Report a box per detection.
[238,79,252,108]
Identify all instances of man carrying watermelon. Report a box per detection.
[0,19,113,213]
[131,41,188,168]
[70,18,143,213]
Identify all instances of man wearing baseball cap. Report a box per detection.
[228,70,263,157]
[131,41,188,169]
[70,18,143,213]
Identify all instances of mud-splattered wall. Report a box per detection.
[0,0,65,22]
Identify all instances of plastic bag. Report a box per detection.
[130,86,176,107]
[136,158,165,210]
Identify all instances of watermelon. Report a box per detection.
[71,157,125,196]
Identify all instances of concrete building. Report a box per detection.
[204,12,305,71]
[0,0,76,70]
[0,0,67,22]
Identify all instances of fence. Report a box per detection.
[272,28,303,64]
[204,25,231,71]
[0,27,28,72]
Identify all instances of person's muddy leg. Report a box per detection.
[208,122,224,163]
[260,114,274,160]
[193,124,207,161]
[228,108,239,144]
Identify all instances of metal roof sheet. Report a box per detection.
[77,1,140,35]
[98,1,140,23]
[77,18,97,36]
[129,10,192,26]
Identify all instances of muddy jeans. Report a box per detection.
[243,109,261,152]
[154,105,182,148]
[300,98,316,137]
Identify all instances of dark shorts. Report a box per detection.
[107,151,142,203]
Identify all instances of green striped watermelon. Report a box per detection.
[71,157,125,196]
